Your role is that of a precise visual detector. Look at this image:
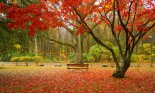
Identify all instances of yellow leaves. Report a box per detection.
[10,56,43,62]
[10,0,18,4]
[33,56,43,62]
[98,2,112,13]
[10,57,21,62]
[104,4,112,9]
[14,44,21,49]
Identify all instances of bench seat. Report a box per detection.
[67,64,89,70]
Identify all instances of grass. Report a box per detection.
[0,66,155,93]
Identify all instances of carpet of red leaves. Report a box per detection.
[0,67,154,93]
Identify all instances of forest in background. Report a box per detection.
[0,0,155,64]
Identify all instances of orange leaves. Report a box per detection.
[38,0,103,36]
[6,3,51,36]
[92,14,102,25]
[0,68,155,93]
[137,26,143,32]
[4,0,155,37]
[82,0,96,3]
[93,15,98,22]
[76,24,85,35]
[142,35,148,40]
[0,3,7,13]
[77,6,88,18]
[97,20,102,25]
[62,0,82,8]
[98,0,112,13]
[111,0,155,34]
[114,25,124,32]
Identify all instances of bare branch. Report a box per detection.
[47,37,75,49]
[72,6,120,68]
[125,0,134,26]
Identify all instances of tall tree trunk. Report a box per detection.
[85,36,90,53]
[25,62,28,66]
[29,40,32,53]
[0,47,6,57]
[34,37,38,56]
[34,37,38,66]
[74,36,83,64]
[16,62,18,66]
[112,58,130,78]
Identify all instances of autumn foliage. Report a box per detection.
[0,0,154,35]
[0,0,155,77]
[0,67,155,92]
[1,2,50,36]
[1,0,100,35]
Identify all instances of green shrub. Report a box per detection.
[43,58,51,63]
[151,54,155,62]
[139,43,153,54]
[1,53,12,62]
[68,53,90,62]
[27,53,35,57]
[138,54,149,60]
[10,56,43,62]
[88,45,104,61]
[153,46,155,53]
[87,56,95,62]
[10,57,21,62]
[33,56,43,62]
[83,53,88,62]
[102,54,111,61]
[52,58,59,62]
[131,54,139,62]
[88,44,119,62]
[68,53,75,62]
[112,46,120,61]
[20,56,32,62]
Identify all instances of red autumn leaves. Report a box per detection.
[1,0,101,35]
[0,68,155,92]
[0,3,6,13]
[1,0,155,36]
[1,2,56,36]
[5,3,50,36]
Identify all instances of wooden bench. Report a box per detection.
[39,64,44,66]
[54,64,62,67]
[67,64,89,71]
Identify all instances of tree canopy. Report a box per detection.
[0,0,155,78]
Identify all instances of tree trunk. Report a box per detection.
[16,62,18,66]
[34,37,38,56]
[112,59,130,78]
[36,62,39,66]
[25,62,28,66]
[74,36,83,64]
[29,40,32,53]
[150,57,153,67]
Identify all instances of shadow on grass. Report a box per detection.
[0,67,8,69]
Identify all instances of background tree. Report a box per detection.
[79,0,155,78]
[2,0,100,64]
[0,0,45,62]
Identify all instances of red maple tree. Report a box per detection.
[1,0,155,78]
[42,0,155,78]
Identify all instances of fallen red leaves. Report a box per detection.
[0,67,154,93]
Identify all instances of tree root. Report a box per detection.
[112,70,125,78]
